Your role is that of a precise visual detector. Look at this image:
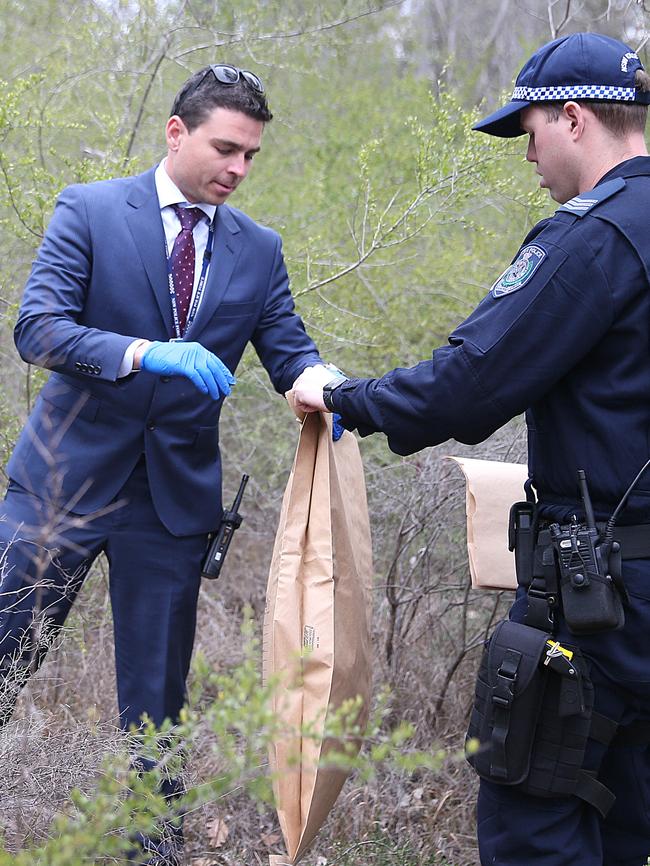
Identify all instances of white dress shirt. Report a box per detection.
[118,160,218,376]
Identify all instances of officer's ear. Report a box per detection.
[562,101,586,140]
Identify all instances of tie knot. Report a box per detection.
[173,204,204,232]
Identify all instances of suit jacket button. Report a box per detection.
[146,422,155,431]
[161,376,171,383]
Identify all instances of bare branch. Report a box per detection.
[294,176,453,296]
[123,6,192,161]
[171,0,407,59]
[0,156,44,240]
[548,0,573,38]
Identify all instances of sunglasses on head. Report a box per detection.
[198,64,265,94]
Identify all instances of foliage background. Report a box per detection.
[0,1,648,864]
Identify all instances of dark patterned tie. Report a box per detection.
[170,204,205,335]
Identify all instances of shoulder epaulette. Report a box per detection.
[557,177,626,218]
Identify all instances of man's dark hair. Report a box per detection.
[170,66,273,130]
[539,68,650,136]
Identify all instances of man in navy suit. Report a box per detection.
[0,64,322,862]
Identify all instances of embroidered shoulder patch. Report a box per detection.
[491,244,547,298]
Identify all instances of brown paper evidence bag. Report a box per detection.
[263,407,374,865]
[262,417,521,864]
[447,456,526,591]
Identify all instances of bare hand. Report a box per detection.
[292,364,336,414]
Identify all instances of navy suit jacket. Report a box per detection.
[8,167,321,535]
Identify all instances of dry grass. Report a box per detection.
[0,419,526,865]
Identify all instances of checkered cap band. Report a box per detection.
[512,84,636,102]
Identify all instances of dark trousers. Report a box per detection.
[0,457,206,729]
[477,560,650,866]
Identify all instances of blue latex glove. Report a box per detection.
[332,413,344,442]
[142,341,235,400]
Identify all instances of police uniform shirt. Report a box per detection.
[333,156,650,522]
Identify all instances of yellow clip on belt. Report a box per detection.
[545,639,574,662]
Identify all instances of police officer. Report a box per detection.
[294,32,650,866]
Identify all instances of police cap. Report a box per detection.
[474,32,650,138]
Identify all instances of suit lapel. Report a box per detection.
[125,168,174,335]
[185,205,242,339]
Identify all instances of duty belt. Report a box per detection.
[508,502,650,632]
[536,522,650,559]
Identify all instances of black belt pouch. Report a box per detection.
[466,620,550,784]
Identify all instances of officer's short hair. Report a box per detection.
[170,66,273,130]
[540,69,650,136]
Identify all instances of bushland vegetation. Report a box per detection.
[0,1,647,863]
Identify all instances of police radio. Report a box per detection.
[549,470,624,633]
[201,474,249,580]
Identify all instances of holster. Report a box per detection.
[466,620,548,785]
[508,501,537,588]
[466,619,616,817]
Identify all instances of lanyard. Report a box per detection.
[165,225,214,340]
